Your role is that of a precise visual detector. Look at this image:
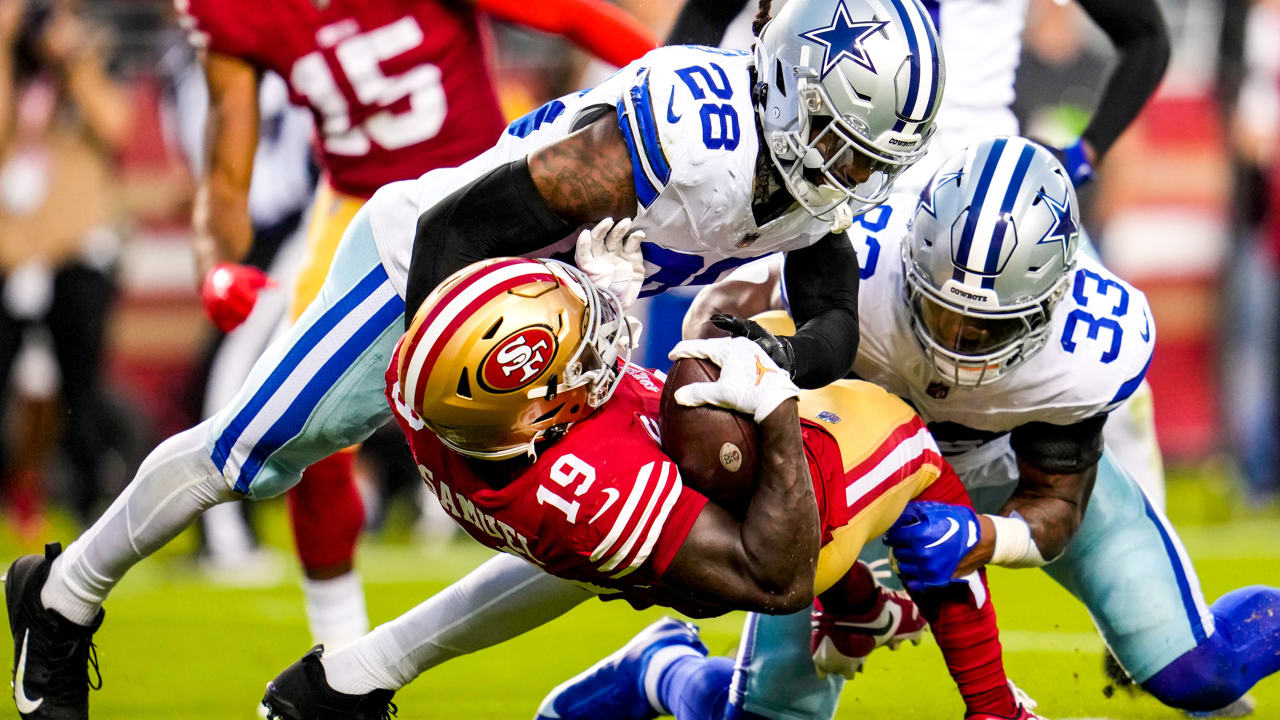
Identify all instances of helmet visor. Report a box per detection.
[913,295,1027,356]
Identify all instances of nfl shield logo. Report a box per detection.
[926,381,950,399]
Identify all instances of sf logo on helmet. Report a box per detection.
[480,326,559,392]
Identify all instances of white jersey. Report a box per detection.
[844,192,1153,484]
[366,45,831,300]
[753,190,1152,486]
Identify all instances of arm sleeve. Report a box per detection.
[1008,414,1108,474]
[781,233,861,389]
[404,158,575,324]
[664,0,753,46]
[474,0,658,68]
[1076,0,1171,158]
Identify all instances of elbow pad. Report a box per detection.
[404,158,574,323]
[1009,415,1107,474]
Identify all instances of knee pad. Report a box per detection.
[287,452,364,570]
[1142,636,1249,711]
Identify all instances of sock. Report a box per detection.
[288,451,363,570]
[322,553,593,694]
[41,423,236,626]
[909,571,1015,717]
[1142,585,1280,711]
[303,571,370,650]
[653,655,734,720]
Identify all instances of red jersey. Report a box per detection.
[177,0,506,198]
[386,360,947,611]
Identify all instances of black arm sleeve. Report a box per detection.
[1076,0,1171,159]
[665,0,752,46]
[1009,414,1108,474]
[404,158,574,326]
[780,233,860,389]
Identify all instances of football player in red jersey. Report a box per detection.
[259,256,1037,720]
[173,0,659,649]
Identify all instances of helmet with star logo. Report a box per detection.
[754,0,945,222]
[394,257,636,460]
[902,137,1081,387]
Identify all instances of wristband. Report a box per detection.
[985,513,1047,568]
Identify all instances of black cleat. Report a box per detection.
[4,543,104,720]
[262,646,397,720]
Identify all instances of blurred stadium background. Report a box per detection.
[0,0,1277,717]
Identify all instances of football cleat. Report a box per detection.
[5,543,104,720]
[261,646,397,720]
[534,617,707,720]
[811,584,927,678]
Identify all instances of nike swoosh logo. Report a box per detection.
[924,517,960,549]
[835,613,896,636]
[666,88,681,123]
[588,488,621,524]
[1140,309,1151,342]
[15,629,44,714]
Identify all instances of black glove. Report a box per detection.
[710,313,798,379]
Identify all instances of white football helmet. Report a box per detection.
[903,137,1081,387]
[755,0,945,222]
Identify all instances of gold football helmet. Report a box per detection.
[395,257,635,460]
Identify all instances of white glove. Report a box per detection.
[575,217,645,309]
[668,337,800,423]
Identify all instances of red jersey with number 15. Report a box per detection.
[176,0,506,198]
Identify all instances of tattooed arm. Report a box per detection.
[404,116,637,320]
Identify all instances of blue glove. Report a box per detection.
[884,501,981,593]
[1057,138,1094,188]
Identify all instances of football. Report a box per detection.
[659,357,761,518]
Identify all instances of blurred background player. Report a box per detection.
[174,0,660,649]
[159,40,316,583]
[0,0,131,534]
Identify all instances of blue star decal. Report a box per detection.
[799,1,890,78]
[1036,189,1078,261]
[917,170,963,218]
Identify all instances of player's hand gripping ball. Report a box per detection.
[660,337,799,517]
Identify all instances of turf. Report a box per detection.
[1,478,1278,720]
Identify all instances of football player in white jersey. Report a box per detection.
[633,138,1280,719]
[3,1,945,716]
[673,0,1172,511]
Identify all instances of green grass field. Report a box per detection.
[2,473,1278,720]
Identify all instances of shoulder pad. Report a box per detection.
[616,47,755,209]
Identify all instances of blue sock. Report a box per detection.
[656,655,735,720]
[1143,586,1280,711]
